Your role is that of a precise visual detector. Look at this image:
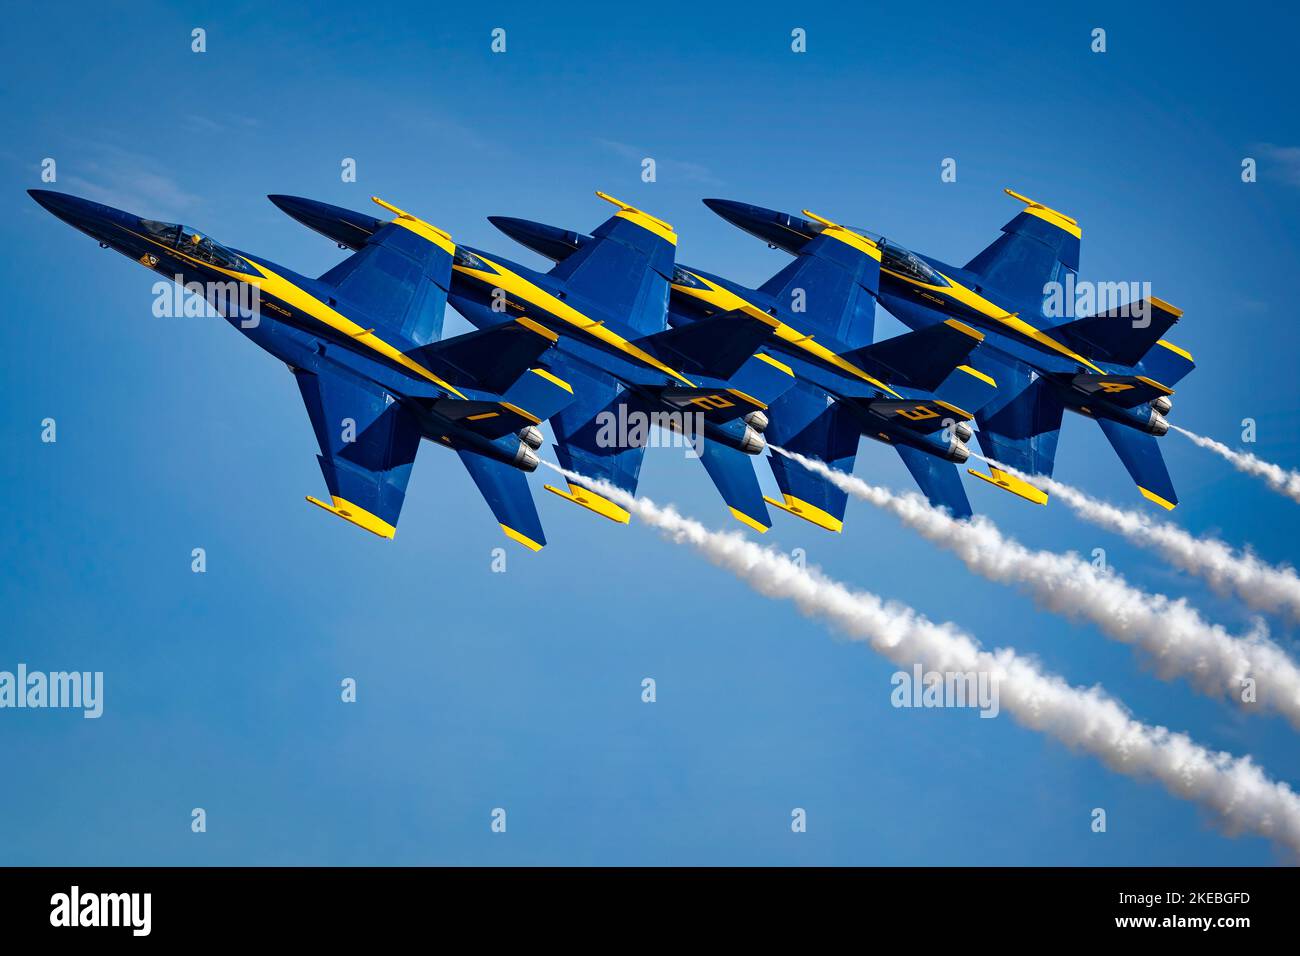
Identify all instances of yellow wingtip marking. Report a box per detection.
[544,483,632,524]
[728,507,770,533]
[967,468,1049,506]
[1148,296,1184,319]
[530,367,573,393]
[305,495,396,539]
[499,402,542,425]
[1157,339,1194,362]
[500,524,545,551]
[1138,486,1177,511]
[763,494,844,533]
[753,352,794,377]
[943,318,985,342]
[957,364,997,388]
[516,316,559,343]
[1135,376,1174,396]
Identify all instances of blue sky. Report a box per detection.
[1,0,1298,864]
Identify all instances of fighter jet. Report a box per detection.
[29,190,574,548]
[707,192,1194,509]
[488,210,996,530]
[271,192,795,531]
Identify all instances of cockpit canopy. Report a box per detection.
[139,219,249,272]
[879,239,948,287]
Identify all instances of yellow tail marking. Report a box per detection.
[544,482,631,524]
[371,196,455,254]
[594,191,677,246]
[305,495,396,539]
[967,467,1049,506]
[1004,188,1081,240]
[764,494,843,533]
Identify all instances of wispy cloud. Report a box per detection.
[595,138,721,186]
[57,144,204,215]
[1253,143,1300,187]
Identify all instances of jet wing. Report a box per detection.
[895,444,973,519]
[547,193,676,336]
[457,447,549,550]
[295,368,423,538]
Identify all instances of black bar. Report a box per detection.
[0,866,1286,941]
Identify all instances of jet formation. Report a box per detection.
[30,187,1194,546]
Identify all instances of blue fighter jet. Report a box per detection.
[488,209,997,529]
[271,193,795,532]
[706,191,1194,509]
[30,190,574,548]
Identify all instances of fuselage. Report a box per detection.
[668,265,970,463]
[874,252,1168,436]
[447,246,764,454]
[29,190,535,469]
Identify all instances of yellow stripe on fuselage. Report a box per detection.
[671,272,899,397]
[454,253,695,386]
[881,266,1103,373]
[127,228,468,398]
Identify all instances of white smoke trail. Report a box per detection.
[544,463,1300,855]
[1173,425,1300,504]
[983,461,1300,625]
[772,448,1300,730]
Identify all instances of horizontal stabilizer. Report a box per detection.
[842,319,985,393]
[864,398,973,434]
[639,309,779,379]
[1050,297,1184,367]
[1070,373,1173,409]
[407,317,560,394]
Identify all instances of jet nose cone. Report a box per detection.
[701,197,746,219]
[27,189,81,218]
[28,189,127,230]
